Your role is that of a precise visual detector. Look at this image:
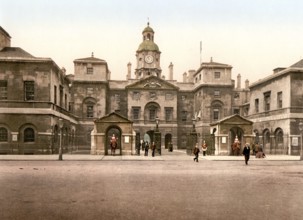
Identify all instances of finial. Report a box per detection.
[91,52,94,57]
[147,17,150,26]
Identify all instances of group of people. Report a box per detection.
[241,142,266,165]
[192,139,266,165]
[193,140,208,162]
[137,141,156,157]
[252,143,266,158]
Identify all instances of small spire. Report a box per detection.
[147,17,150,26]
[210,57,213,62]
[91,52,94,57]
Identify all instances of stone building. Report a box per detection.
[247,61,303,155]
[0,27,77,154]
[1,23,302,156]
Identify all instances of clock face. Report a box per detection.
[145,55,154,64]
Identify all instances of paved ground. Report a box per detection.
[0,151,303,220]
[0,149,300,161]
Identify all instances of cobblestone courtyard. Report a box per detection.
[1,160,303,220]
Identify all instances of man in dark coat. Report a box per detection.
[151,142,156,157]
[193,144,200,162]
[242,143,251,165]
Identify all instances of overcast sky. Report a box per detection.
[1,0,303,85]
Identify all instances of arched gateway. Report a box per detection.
[210,114,254,155]
[91,112,135,155]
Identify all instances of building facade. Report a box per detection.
[1,23,303,155]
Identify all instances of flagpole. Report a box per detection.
[200,41,202,65]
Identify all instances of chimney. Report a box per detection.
[188,70,196,83]
[237,74,241,89]
[183,72,187,83]
[0,26,11,50]
[168,62,174,80]
[127,62,131,80]
[245,79,249,89]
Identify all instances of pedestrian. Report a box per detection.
[193,143,200,162]
[142,140,145,151]
[144,141,149,156]
[151,142,156,157]
[202,140,207,156]
[242,143,251,165]
[136,142,141,155]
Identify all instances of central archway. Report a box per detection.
[229,127,244,155]
[105,126,122,155]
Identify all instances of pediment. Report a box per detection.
[126,76,179,90]
[211,114,253,126]
[95,112,132,123]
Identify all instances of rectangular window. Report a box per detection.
[214,72,221,79]
[264,92,271,111]
[233,109,240,115]
[165,107,173,121]
[277,92,282,109]
[87,67,93,74]
[149,108,156,121]
[132,107,140,120]
[54,86,57,104]
[214,90,220,97]
[244,107,249,116]
[255,99,259,113]
[0,80,7,100]
[87,105,94,118]
[133,91,140,100]
[65,94,67,109]
[213,109,219,120]
[24,81,35,100]
[181,111,187,121]
[59,86,63,107]
[69,102,73,112]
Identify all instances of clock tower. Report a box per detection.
[135,23,162,79]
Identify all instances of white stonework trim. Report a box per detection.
[250,113,303,123]
[38,132,53,135]
[0,108,78,124]
[91,133,105,136]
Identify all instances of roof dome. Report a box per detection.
[137,40,160,52]
[142,25,154,34]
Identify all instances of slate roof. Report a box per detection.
[74,56,107,63]
[0,47,35,58]
[0,26,11,38]
[250,59,303,88]
[290,59,303,68]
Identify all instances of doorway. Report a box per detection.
[105,127,121,155]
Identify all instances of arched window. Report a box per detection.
[276,129,283,143]
[24,128,35,142]
[144,102,160,122]
[0,127,8,142]
[264,130,270,144]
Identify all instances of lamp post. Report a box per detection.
[187,117,198,155]
[58,119,63,161]
[299,121,303,161]
[155,116,159,132]
[154,116,161,155]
